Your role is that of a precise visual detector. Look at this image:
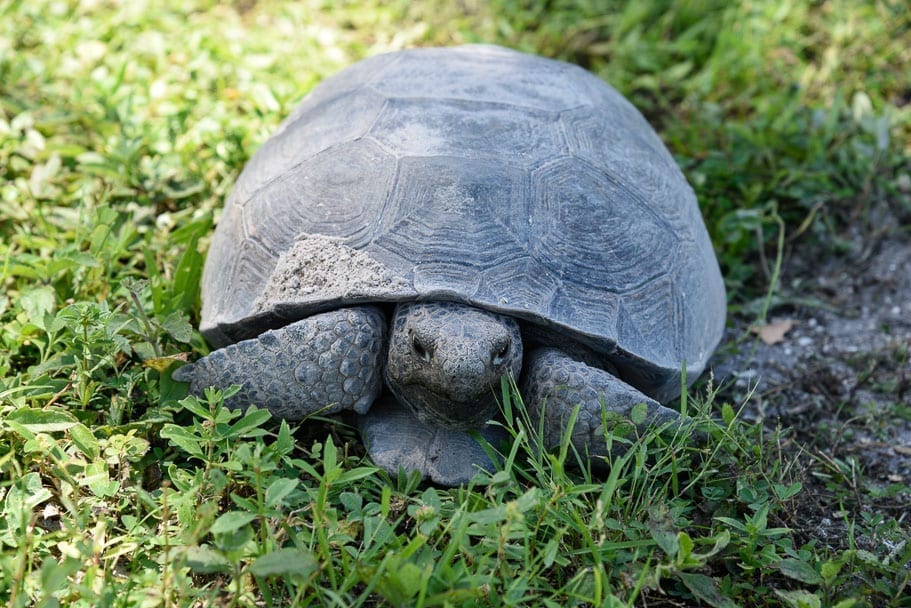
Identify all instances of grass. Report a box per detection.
[1,0,909,606]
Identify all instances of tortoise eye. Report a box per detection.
[411,333,432,362]
[491,340,510,366]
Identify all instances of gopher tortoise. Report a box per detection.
[175,44,726,485]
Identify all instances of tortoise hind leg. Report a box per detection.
[520,347,681,460]
[173,306,386,420]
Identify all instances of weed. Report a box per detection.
[1,1,908,606]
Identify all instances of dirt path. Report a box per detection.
[712,228,910,549]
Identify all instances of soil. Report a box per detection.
[254,235,413,312]
[711,221,911,554]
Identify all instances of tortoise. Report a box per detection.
[174,44,726,485]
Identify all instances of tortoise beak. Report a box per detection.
[389,380,502,431]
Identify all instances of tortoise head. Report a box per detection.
[384,301,523,430]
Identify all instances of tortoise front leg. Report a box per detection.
[520,347,681,460]
[173,307,386,420]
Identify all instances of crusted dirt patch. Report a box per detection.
[713,230,911,550]
[253,235,413,311]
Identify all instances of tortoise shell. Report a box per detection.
[200,44,726,402]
